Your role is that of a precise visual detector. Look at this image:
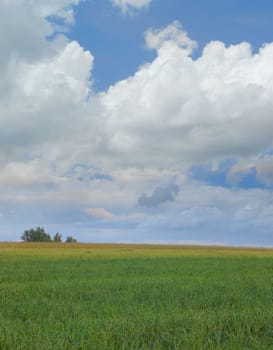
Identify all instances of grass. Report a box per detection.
[0,243,272,349]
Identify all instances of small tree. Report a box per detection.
[21,227,52,242]
[53,232,62,242]
[65,236,77,243]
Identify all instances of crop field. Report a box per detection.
[0,243,272,349]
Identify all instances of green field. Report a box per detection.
[0,243,272,349]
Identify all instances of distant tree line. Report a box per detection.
[21,227,77,243]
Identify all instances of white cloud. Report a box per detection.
[0,0,80,66]
[3,0,81,19]
[145,21,197,53]
[0,1,273,245]
[0,160,64,187]
[18,40,93,102]
[3,12,273,172]
[85,207,117,220]
[100,28,273,169]
[0,1,94,165]
[112,0,151,13]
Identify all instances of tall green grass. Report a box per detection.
[0,243,272,349]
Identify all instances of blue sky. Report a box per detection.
[1,0,273,246]
[69,0,273,91]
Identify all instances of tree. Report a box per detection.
[21,227,52,242]
[53,232,62,242]
[65,236,77,243]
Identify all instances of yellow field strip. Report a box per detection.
[0,242,272,258]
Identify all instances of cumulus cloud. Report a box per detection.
[100,30,273,169]
[0,0,80,64]
[18,41,93,101]
[1,1,273,245]
[3,11,273,172]
[112,0,151,13]
[0,40,94,168]
[138,184,179,207]
[145,21,197,53]
[0,0,94,166]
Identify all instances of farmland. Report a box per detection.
[0,243,272,349]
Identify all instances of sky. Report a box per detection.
[1,0,273,246]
